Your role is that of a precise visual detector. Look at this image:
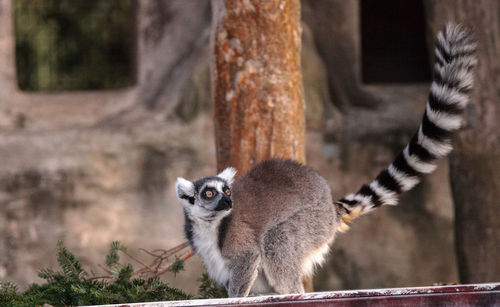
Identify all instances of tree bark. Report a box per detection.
[424,0,500,283]
[211,0,305,174]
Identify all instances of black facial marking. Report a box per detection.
[180,194,195,205]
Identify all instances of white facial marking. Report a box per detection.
[217,167,237,185]
[201,180,225,194]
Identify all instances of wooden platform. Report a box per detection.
[95,283,499,306]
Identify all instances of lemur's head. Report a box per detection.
[175,167,237,221]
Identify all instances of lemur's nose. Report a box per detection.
[215,196,232,211]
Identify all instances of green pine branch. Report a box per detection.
[0,241,227,307]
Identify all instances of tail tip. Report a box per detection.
[441,22,477,50]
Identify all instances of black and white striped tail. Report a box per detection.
[336,23,477,229]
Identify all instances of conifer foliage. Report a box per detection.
[0,241,226,306]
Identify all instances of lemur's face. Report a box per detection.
[175,167,237,221]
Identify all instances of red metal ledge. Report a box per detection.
[98,283,499,307]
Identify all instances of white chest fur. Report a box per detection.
[191,219,230,286]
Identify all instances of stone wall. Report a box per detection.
[0,0,458,295]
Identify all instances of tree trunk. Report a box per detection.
[424,0,500,283]
[211,0,305,174]
[211,0,310,291]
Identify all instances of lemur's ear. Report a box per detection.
[176,178,195,204]
[217,167,237,185]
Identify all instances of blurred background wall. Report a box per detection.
[0,0,497,295]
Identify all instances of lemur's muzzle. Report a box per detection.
[215,196,232,211]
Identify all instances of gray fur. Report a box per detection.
[226,159,338,295]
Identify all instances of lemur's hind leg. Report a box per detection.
[260,224,305,294]
[227,251,261,297]
[268,265,304,294]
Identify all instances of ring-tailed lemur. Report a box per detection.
[175,24,477,297]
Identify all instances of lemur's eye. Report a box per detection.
[201,188,217,200]
[224,188,231,196]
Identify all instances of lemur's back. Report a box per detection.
[229,159,338,234]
